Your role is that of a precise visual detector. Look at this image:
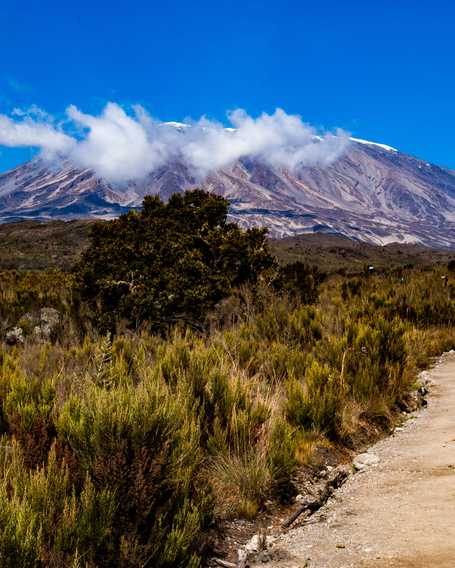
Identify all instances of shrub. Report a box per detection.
[286,360,340,438]
[56,379,211,567]
[74,190,275,333]
[0,442,115,567]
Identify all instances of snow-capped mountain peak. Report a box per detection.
[0,136,454,248]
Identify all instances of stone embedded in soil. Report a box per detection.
[353,452,380,470]
[243,533,276,553]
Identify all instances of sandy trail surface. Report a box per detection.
[252,353,455,568]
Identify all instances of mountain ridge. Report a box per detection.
[0,136,454,248]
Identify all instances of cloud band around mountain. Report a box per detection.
[0,103,350,182]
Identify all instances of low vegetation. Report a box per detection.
[1,218,454,274]
[0,220,93,271]
[270,233,455,274]
[0,191,454,566]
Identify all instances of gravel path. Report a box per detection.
[252,352,455,568]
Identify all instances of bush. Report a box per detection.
[74,190,275,333]
[56,379,211,567]
[286,360,340,438]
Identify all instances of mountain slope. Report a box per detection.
[0,138,454,247]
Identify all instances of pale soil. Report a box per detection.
[252,353,455,568]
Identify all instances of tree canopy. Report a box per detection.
[74,190,275,332]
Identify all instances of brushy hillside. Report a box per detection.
[0,219,453,273]
[1,265,454,566]
[0,220,93,271]
[270,233,455,273]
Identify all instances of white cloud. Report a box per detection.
[0,102,350,182]
[179,108,349,177]
[66,103,163,182]
[0,113,74,156]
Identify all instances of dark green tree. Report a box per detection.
[74,190,275,332]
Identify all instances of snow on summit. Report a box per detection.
[350,137,398,152]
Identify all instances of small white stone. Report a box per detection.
[353,453,380,470]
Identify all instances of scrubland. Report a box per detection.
[0,264,454,567]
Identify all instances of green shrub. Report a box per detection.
[56,379,210,566]
[74,190,275,333]
[286,360,340,438]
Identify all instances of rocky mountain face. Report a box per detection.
[0,138,454,247]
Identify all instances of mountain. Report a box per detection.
[1,136,454,248]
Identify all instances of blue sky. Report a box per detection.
[1,0,454,171]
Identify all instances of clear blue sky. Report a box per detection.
[1,0,454,171]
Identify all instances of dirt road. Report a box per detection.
[253,352,455,567]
